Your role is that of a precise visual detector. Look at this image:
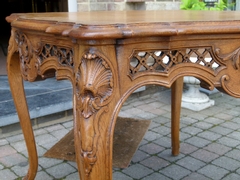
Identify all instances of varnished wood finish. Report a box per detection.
[6,10,240,180]
[7,29,38,180]
[171,77,183,156]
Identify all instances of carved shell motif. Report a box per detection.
[76,52,113,119]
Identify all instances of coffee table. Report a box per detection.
[6,10,240,180]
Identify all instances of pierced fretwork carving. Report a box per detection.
[37,44,74,67]
[129,48,222,75]
[14,30,74,81]
[75,51,113,177]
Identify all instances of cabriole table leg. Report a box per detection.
[7,52,38,180]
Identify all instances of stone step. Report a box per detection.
[0,76,73,129]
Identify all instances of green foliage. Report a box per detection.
[180,0,228,11]
[211,0,227,10]
[180,0,207,10]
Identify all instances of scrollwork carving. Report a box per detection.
[219,72,240,97]
[216,47,240,70]
[216,47,240,98]
[75,51,113,176]
[14,30,39,81]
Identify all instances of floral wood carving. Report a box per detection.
[75,51,113,176]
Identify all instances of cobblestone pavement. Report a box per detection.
[1,89,240,180]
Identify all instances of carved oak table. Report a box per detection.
[6,10,240,180]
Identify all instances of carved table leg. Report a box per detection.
[171,77,183,156]
[7,52,38,179]
[72,47,118,180]
[73,100,117,180]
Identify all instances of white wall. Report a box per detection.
[68,0,77,12]
[236,1,240,10]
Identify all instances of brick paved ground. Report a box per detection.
[1,89,240,179]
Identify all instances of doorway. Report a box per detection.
[0,0,69,75]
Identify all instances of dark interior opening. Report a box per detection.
[0,0,68,75]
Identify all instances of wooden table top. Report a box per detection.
[6,10,240,39]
